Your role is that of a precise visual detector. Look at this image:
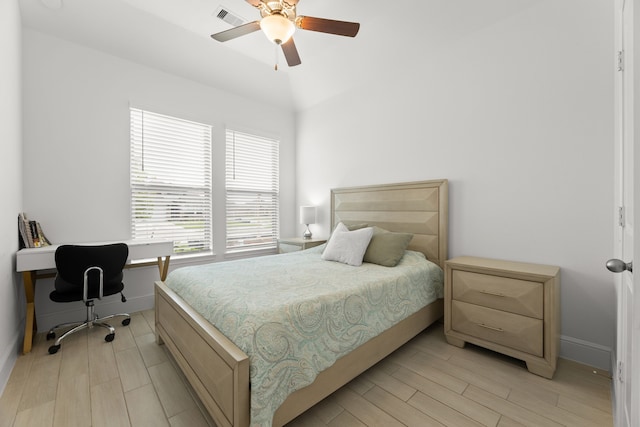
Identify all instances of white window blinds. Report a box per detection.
[130,108,212,254]
[225,129,279,252]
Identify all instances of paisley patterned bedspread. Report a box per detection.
[164,245,444,426]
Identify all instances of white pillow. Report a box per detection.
[321,222,374,266]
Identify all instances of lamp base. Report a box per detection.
[303,225,312,239]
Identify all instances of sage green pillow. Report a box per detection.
[345,222,369,231]
[363,226,413,267]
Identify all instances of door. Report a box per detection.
[612,1,638,426]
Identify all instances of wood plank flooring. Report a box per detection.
[0,312,613,427]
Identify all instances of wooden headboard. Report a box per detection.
[330,179,448,269]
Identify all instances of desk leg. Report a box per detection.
[157,256,171,281]
[22,271,37,354]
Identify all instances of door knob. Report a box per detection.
[606,259,633,273]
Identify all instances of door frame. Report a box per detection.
[613,1,639,426]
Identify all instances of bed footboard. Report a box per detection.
[155,280,250,427]
[155,279,443,427]
[273,298,444,426]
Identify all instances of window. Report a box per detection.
[130,108,212,255]
[225,129,279,252]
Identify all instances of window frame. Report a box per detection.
[224,128,280,254]
[129,107,213,256]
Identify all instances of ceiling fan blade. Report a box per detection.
[296,16,360,37]
[281,38,301,67]
[211,21,261,42]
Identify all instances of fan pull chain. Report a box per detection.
[274,44,279,71]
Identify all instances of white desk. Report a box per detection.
[16,239,173,354]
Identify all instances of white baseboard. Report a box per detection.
[0,326,21,395]
[560,334,613,373]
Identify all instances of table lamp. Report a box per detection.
[300,206,316,239]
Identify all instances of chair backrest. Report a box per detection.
[54,243,129,294]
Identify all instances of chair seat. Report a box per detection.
[50,280,124,303]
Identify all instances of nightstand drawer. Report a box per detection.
[451,300,543,357]
[452,270,543,319]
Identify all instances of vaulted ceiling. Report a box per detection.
[19,0,538,111]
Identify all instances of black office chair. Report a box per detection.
[46,243,131,354]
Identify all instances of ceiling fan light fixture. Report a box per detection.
[260,13,295,45]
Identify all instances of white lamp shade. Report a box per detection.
[300,206,316,225]
[260,14,295,44]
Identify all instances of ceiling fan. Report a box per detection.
[211,0,360,68]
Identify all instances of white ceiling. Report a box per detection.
[18,0,539,111]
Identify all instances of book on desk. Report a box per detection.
[18,212,51,249]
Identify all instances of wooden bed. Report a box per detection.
[155,179,448,427]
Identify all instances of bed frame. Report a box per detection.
[155,179,448,427]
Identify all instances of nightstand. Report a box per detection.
[277,237,326,253]
[444,256,560,378]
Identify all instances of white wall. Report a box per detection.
[0,0,24,391]
[21,29,296,332]
[296,0,615,370]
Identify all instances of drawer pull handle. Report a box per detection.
[480,290,506,297]
[477,323,504,332]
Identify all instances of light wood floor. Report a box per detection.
[0,311,613,427]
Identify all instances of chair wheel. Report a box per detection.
[122,318,131,326]
[46,331,56,340]
[48,345,60,354]
[105,333,115,342]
